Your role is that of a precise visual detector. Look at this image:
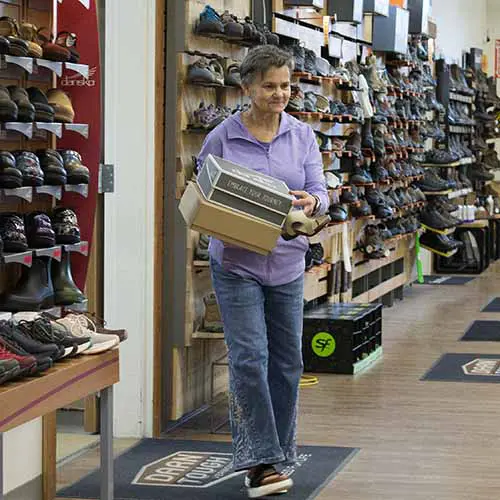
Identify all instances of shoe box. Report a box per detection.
[180,154,294,255]
[197,154,293,226]
[179,182,283,255]
[302,302,383,374]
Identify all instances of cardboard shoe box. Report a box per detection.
[197,154,293,227]
[179,182,283,255]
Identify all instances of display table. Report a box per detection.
[0,349,120,500]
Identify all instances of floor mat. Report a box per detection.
[461,321,500,341]
[422,353,500,383]
[57,439,358,500]
[481,298,500,312]
[418,275,475,285]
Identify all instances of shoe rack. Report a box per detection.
[0,0,99,318]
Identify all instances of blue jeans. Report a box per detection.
[210,258,304,471]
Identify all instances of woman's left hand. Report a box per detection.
[290,190,317,216]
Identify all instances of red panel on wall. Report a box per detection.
[57,0,101,290]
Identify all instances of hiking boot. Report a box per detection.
[245,465,293,499]
[378,223,392,240]
[0,213,27,252]
[315,131,332,152]
[58,150,90,184]
[350,165,372,184]
[371,160,389,182]
[195,5,224,35]
[220,10,244,39]
[362,225,389,259]
[468,163,494,181]
[483,146,500,170]
[286,85,304,112]
[416,171,449,192]
[363,54,386,93]
[346,102,364,122]
[329,204,348,223]
[352,198,372,217]
[304,48,317,75]
[325,171,341,189]
[346,132,362,155]
[57,314,119,355]
[52,208,80,244]
[420,231,456,253]
[25,212,55,248]
[0,319,59,362]
[290,44,305,73]
[420,207,455,230]
[46,89,75,123]
[303,92,318,112]
[362,119,374,150]
[0,85,18,121]
[187,58,225,86]
[52,250,86,305]
[312,93,330,114]
[340,188,358,204]
[8,86,35,122]
[36,149,66,185]
[309,243,324,266]
[0,151,21,188]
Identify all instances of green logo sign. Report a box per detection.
[311,332,336,358]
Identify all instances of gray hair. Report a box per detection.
[240,45,294,86]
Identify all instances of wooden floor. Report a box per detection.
[57,261,500,499]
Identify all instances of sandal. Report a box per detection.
[245,465,293,499]
[282,210,331,241]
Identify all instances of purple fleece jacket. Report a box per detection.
[198,111,329,286]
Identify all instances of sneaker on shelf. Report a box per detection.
[0,358,20,384]
[329,204,348,223]
[187,57,225,86]
[56,314,119,354]
[0,335,37,375]
[202,292,223,333]
[362,225,389,259]
[286,85,304,112]
[82,313,128,343]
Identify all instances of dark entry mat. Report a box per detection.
[58,439,358,500]
[481,298,500,312]
[461,321,500,341]
[422,353,500,383]
[418,275,475,285]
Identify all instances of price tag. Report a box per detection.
[5,55,33,73]
[36,59,63,76]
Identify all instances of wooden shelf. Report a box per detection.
[192,331,224,340]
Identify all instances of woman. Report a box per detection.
[198,45,328,498]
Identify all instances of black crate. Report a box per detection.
[302,302,383,374]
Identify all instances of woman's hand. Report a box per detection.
[290,190,317,216]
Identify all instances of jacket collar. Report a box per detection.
[226,111,298,142]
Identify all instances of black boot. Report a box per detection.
[0,257,54,311]
[362,118,374,150]
[52,250,87,306]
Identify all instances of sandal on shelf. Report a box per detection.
[56,31,79,63]
[245,465,293,499]
[18,22,43,58]
[0,17,29,57]
[37,27,70,62]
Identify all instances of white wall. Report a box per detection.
[3,420,42,494]
[103,0,156,437]
[432,0,488,63]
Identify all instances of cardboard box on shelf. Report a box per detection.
[197,154,293,227]
[179,182,283,255]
